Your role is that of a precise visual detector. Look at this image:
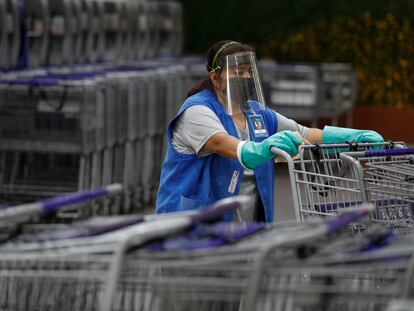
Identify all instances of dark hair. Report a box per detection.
[186,40,254,98]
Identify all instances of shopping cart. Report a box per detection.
[259,61,358,128]
[0,195,252,311]
[1,193,412,311]
[272,142,411,232]
[0,183,122,240]
[0,75,103,203]
[261,62,322,128]
[0,59,188,210]
[241,227,414,311]
[340,148,414,227]
[114,203,414,311]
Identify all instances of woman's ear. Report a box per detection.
[208,70,220,89]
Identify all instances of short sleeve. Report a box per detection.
[172,105,228,155]
[272,109,309,138]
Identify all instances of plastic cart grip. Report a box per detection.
[0,183,123,221]
[325,203,374,233]
[43,183,123,213]
[364,148,414,157]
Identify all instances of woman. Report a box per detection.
[156,40,383,222]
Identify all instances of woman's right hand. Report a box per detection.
[237,130,302,169]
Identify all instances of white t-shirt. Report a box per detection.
[172,105,309,155]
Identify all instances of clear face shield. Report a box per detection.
[223,51,266,115]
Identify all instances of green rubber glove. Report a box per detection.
[237,130,302,170]
[322,126,384,144]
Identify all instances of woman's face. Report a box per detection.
[209,50,266,115]
[226,63,253,79]
[213,63,253,94]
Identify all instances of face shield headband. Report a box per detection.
[210,41,239,72]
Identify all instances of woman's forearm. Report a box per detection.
[203,132,240,158]
[306,128,323,144]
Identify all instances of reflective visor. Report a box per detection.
[223,51,266,115]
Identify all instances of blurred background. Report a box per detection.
[180,0,414,142]
[0,3,414,310]
[0,0,412,214]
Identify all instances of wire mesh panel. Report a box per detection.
[274,142,409,232]
[341,148,414,227]
[0,77,100,202]
[249,252,413,311]
[0,253,110,311]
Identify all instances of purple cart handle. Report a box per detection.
[42,184,123,213]
[325,204,374,233]
[0,184,123,221]
[364,148,414,157]
[190,196,250,223]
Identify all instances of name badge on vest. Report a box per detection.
[248,114,268,138]
[228,170,239,194]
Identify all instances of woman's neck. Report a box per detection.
[232,113,246,132]
[214,89,246,131]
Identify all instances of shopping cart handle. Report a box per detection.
[42,184,123,213]
[190,195,251,223]
[0,184,123,222]
[325,203,374,233]
[364,148,414,157]
[270,147,292,160]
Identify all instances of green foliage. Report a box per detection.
[178,0,414,54]
[260,13,414,108]
[178,0,414,107]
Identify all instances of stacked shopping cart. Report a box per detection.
[0,62,194,214]
[1,188,414,310]
[273,142,414,233]
[260,61,357,127]
[0,0,183,69]
[0,0,201,212]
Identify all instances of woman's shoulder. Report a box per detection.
[183,89,220,112]
[185,88,216,103]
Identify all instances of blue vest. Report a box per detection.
[155,89,278,222]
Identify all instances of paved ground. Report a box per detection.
[274,163,297,222]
